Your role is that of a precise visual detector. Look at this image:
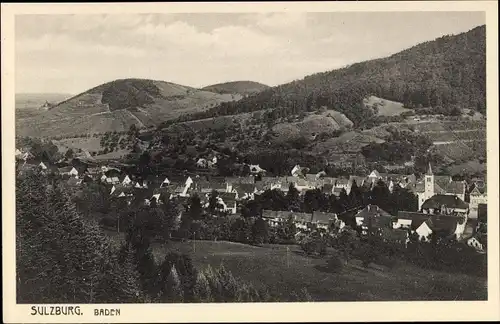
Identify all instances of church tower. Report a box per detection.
[424,162,435,200]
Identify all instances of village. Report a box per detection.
[15,145,488,254]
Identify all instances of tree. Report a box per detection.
[193,271,212,302]
[348,180,364,208]
[163,266,184,302]
[159,251,197,301]
[334,227,360,265]
[16,170,118,303]
[276,215,297,244]
[208,190,222,215]
[286,183,301,211]
[188,194,204,221]
[369,179,391,211]
[65,148,74,160]
[128,124,139,137]
[303,189,326,213]
[251,217,269,245]
[96,245,143,303]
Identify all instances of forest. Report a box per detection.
[161,25,485,129]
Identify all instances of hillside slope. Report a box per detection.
[202,81,269,96]
[16,78,237,137]
[182,25,486,127]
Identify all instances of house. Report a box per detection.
[103,175,120,185]
[414,221,433,242]
[322,183,334,195]
[67,166,80,178]
[20,151,35,162]
[147,188,173,205]
[354,205,393,235]
[288,176,314,192]
[332,187,344,197]
[231,183,257,200]
[87,167,101,176]
[466,236,485,252]
[262,210,283,227]
[367,170,382,183]
[217,192,238,214]
[311,211,338,230]
[349,176,366,187]
[225,176,255,192]
[121,174,133,186]
[392,217,412,230]
[58,166,74,176]
[379,227,410,247]
[67,177,83,187]
[249,164,266,174]
[334,178,350,194]
[110,185,134,199]
[38,161,48,170]
[399,211,467,241]
[291,165,308,177]
[421,194,469,216]
[469,180,487,219]
[81,174,94,184]
[71,164,88,178]
[398,174,417,189]
[291,212,313,230]
[196,158,208,168]
[160,176,171,188]
[305,173,318,183]
[180,176,194,197]
[415,163,467,210]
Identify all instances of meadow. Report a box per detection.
[105,231,487,302]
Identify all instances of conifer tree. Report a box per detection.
[193,271,212,302]
[164,266,184,302]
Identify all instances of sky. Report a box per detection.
[15,11,485,95]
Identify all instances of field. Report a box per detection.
[53,137,103,152]
[312,131,385,154]
[363,96,412,116]
[105,232,486,301]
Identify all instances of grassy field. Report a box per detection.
[105,231,486,301]
[53,137,103,152]
[364,96,412,116]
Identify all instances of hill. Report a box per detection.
[178,25,486,128]
[16,93,73,109]
[15,78,238,138]
[201,81,269,96]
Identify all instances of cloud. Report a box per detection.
[134,21,286,59]
[252,12,309,30]
[16,33,147,58]
[14,12,485,94]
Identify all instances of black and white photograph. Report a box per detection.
[2,1,499,323]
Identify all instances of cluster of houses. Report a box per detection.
[17,146,487,252]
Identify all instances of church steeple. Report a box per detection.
[426,162,433,176]
[424,162,435,201]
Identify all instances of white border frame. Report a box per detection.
[2,1,499,323]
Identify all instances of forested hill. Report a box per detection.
[201,81,269,96]
[174,25,485,128]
